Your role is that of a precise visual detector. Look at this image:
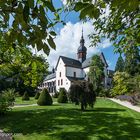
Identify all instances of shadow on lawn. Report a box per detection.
[0,106,140,140]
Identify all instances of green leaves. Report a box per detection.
[23,1,29,23]
[44,1,55,12]
[74,2,88,11]
[0,0,61,54]
[67,0,140,54]
[74,2,100,20]
[88,55,104,91]
[47,35,56,50]
[50,31,57,36]
[0,41,48,88]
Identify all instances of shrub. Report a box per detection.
[2,88,16,104]
[98,88,111,97]
[0,88,16,115]
[0,95,9,115]
[22,92,30,101]
[58,88,68,103]
[34,92,40,100]
[37,88,53,106]
[110,72,131,97]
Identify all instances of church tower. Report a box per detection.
[77,29,87,63]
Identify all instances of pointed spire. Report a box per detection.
[77,27,87,63]
[82,27,83,39]
[80,27,84,44]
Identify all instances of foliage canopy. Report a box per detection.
[0,39,48,94]
[0,0,64,54]
[65,0,140,53]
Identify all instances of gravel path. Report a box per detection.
[109,98,140,113]
[13,104,37,108]
[0,130,12,140]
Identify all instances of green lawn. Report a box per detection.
[0,98,140,140]
[14,97,57,105]
[14,97,37,105]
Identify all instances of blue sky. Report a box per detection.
[38,0,119,70]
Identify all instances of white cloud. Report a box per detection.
[61,0,67,5]
[48,22,98,69]
[99,38,112,49]
[34,21,112,70]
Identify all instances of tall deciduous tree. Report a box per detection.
[115,55,125,72]
[88,55,104,92]
[0,39,48,94]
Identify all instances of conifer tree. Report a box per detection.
[115,55,125,72]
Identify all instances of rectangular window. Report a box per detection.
[61,79,63,85]
[58,80,60,86]
[74,72,76,77]
[60,72,61,77]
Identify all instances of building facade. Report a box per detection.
[39,31,112,93]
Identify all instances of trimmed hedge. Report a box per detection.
[22,92,30,101]
[57,88,68,103]
[34,92,40,100]
[37,89,53,106]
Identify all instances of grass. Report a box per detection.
[0,98,140,140]
[14,97,37,105]
[14,97,57,105]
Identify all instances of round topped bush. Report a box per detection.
[37,88,53,106]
